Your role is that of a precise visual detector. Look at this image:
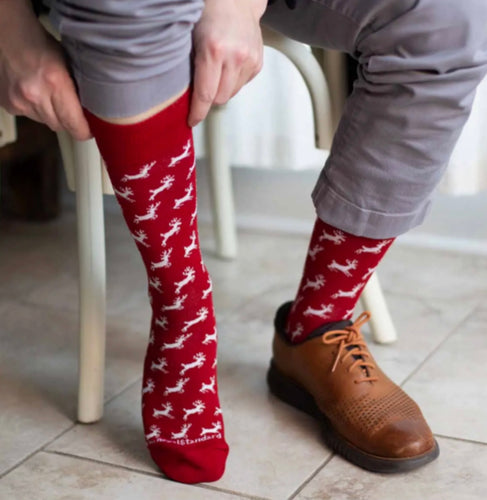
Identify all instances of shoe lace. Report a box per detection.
[321,311,379,383]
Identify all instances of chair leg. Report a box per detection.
[360,272,397,344]
[72,138,107,423]
[204,104,238,260]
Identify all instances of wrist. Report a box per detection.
[250,0,268,19]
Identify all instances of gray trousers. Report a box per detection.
[50,0,487,238]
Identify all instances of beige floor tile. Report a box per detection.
[294,437,487,500]
[0,452,245,500]
[402,306,487,444]
[0,298,146,475]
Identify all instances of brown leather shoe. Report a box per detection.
[267,302,439,473]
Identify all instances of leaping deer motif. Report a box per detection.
[174,267,196,295]
[171,423,192,440]
[290,323,304,342]
[149,277,163,293]
[153,402,174,419]
[173,184,194,209]
[142,378,155,395]
[132,229,150,248]
[160,218,181,247]
[134,202,160,224]
[183,231,198,258]
[169,140,192,167]
[319,229,346,245]
[114,186,134,203]
[202,277,212,300]
[308,244,323,261]
[150,248,172,271]
[303,303,334,318]
[181,307,208,333]
[200,422,222,437]
[122,161,156,182]
[186,159,196,180]
[179,353,206,375]
[302,274,326,291]
[161,294,187,312]
[164,377,190,396]
[200,376,216,394]
[332,283,363,299]
[145,425,161,440]
[149,175,175,201]
[150,357,168,373]
[182,400,205,421]
[155,316,168,330]
[202,327,217,345]
[355,240,392,254]
[160,334,192,351]
[327,259,358,277]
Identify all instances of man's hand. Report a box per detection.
[188,0,267,127]
[0,0,91,140]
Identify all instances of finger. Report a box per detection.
[32,98,63,132]
[213,62,240,105]
[52,76,92,140]
[188,54,222,127]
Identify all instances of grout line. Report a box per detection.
[287,454,335,500]
[434,433,487,447]
[399,302,482,388]
[43,450,260,499]
[0,422,77,480]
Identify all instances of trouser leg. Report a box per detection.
[263,0,487,238]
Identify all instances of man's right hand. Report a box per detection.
[0,0,91,140]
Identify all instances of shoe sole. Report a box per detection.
[267,360,440,473]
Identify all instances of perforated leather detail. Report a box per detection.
[326,387,422,434]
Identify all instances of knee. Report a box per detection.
[358,0,487,76]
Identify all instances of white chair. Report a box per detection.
[0,22,397,425]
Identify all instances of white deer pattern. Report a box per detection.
[308,244,323,261]
[200,376,216,394]
[114,186,134,203]
[153,402,174,419]
[150,248,172,271]
[150,357,168,373]
[303,303,334,318]
[160,218,181,247]
[149,277,163,293]
[161,294,187,311]
[155,316,169,330]
[134,202,160,224]
[169,140,192,167]
[202,327,217,345]
[202,277,212,300]
[302,274,326,291]
[160,333,192,351]
[200,422,222,437]
[122,161,156,182]
[174,267,196,295]
[355,240,391,254]
[148,175,175,201]
[164,377,190,396]
[179,352,206,376]
[319,229,346,245]
[332,283,363,299]
[327,259,358,277]
[181,307,208,333]
[142,378,155,395]
[182,400,205,421]
[132,229,150,248]
[145,425,161,440]
[171,423,192,439]
[173,184,194,209]
[183,231,198,258]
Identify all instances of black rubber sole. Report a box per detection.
[267,360,440,473]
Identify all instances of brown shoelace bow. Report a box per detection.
[322,311,379,383]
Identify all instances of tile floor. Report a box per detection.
[1,203,487,500]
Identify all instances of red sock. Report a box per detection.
[84,90,229,484]
[286,218,395,343]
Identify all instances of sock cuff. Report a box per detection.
[83,87,192,167]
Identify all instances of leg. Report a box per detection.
[51,0,228,484]
[262,0,487,471]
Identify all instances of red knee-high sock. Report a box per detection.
[286,217,395,343]
[84,90,228,484]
